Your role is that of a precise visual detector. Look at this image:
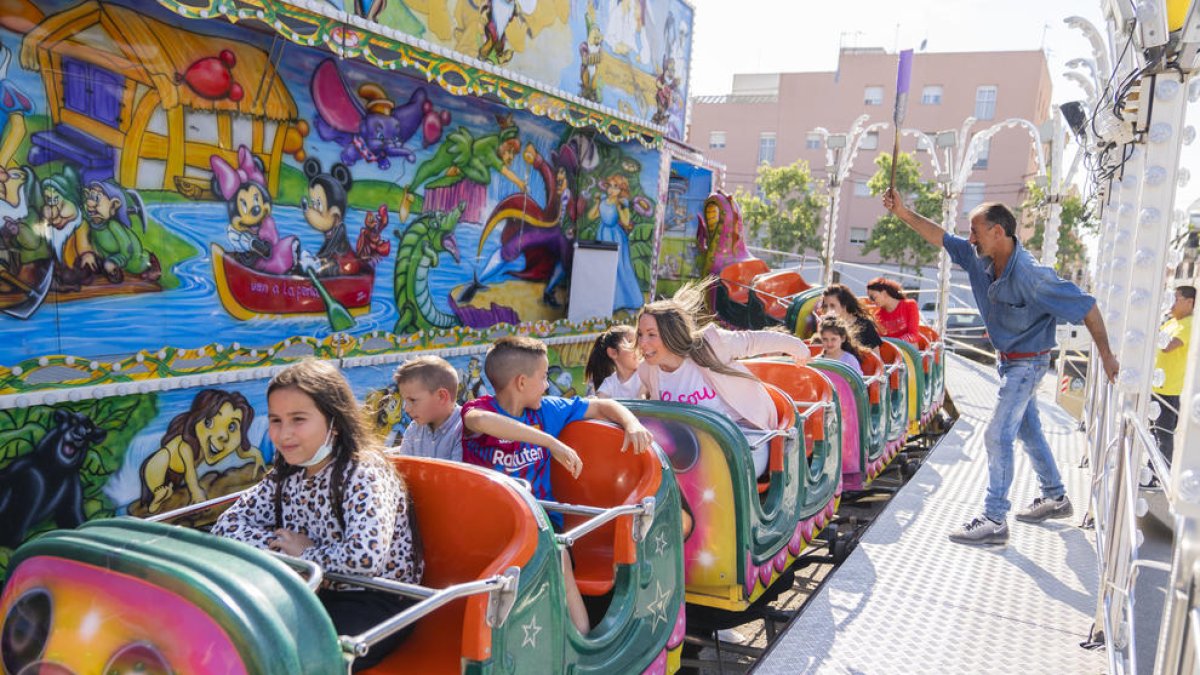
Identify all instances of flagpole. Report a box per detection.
[890,49,914,192]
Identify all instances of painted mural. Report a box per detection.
[0,339,592,580]
[654,160,711,296]
[324,0,695,140]
[0,0,661,362]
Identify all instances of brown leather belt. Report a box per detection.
[999,349,1051,360]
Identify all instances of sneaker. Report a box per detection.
[948,516,1009,545]
[1015,495,1073,523]
[716,628,747,644]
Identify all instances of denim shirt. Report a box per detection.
[943,233,1094,353]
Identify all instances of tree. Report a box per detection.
[732,160,827,257]
[864,152,943,273]
[1019,180,1093,278]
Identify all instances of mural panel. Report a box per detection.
[325,0,695,140]
[0,0,662,363]
[654,159,711,296]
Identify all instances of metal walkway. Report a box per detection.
[755,354,1106,674]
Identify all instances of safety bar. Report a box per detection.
[793,400,833,422]
[743,427,798,448]
[144,487,250,522]
[883,360,906,376]
[337,566,521,658]
[538,497,657,546]
[1125,408,1176,504]
[268,552,325,592]
[861,373,887,388]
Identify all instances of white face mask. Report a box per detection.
[296,423,336,467]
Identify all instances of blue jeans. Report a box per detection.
[983,355,1065,521]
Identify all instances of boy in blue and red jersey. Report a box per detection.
[461,335,652,634]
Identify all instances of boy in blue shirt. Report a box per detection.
[462,335,652,633]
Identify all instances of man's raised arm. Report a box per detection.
[882,188,946,248]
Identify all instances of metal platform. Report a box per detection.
[755,354,1107,674]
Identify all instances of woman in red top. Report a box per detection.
[866,277,921,344]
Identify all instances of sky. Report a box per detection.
[684,0,1200,218]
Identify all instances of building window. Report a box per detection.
[709,131,726,149]
[849,227,869,245]
[806,132,822,150]
[975,86,997,120]
[961,182,986,215]
[860,131,879,151]
[973,139,990,170]
[921,85,943,105]
[864,86,883,106]
[758,132,777,165]
[854,180,870,197]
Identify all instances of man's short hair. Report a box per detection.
[1178,285,1196,301]
[393,356,459,395]
[485,336,548,391]
[969,202,1018,239]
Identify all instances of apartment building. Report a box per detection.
[688,47,1052,289]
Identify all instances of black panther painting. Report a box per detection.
[0,409,107,549]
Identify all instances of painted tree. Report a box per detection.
[733,160,827,258]
[864,152,943,273]
[1019,180,1093,278]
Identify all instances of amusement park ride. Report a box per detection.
[0,0,1196,672]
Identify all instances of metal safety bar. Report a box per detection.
[538,497,657,546]
[338,566,521,658]
[144,488,250,523]
[793,400,833,422]
[743,427,798,448]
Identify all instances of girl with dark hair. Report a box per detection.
[866,276,921,344]
[822,283,883,351]
[212,359,422,671]
[818,316,864,377]
[585,325,645,398]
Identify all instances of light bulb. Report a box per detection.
[1152,369,1166,390]
[1155,78,1181,100]
[1139,207,1162,226]
[1185,126,1197,146]
[1145,165,1167,186]
[1124,328,1146,348]
[1180,169,1191,188]
[1148,123,1174,144]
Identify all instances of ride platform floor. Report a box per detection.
[755,353,1106,674]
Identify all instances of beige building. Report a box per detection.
[688,47,1052,291]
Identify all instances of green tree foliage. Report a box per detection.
[864,152,943,273]
[1020,180,1093,275]
[733,160,827,258]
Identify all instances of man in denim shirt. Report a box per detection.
[884,189,1119,545]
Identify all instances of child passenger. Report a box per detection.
[822,283,884,351]
[392,356,463,461]
[818,317,865,377]
[461,335,653,634]
[212,360,421,672]
[585,325,646,399]
[637,280,812,476]
[866,277,921,344]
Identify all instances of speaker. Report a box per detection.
[1060,101,1089,141]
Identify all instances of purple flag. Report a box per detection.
[893,49,913,125]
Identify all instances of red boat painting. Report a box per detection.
[210,244,374,320]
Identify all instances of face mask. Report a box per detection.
[296,423,335,467]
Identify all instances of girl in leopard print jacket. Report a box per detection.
[213,359,422,671]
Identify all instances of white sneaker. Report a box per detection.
[716,628,747,644]
[948,516,1009,545]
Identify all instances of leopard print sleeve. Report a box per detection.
[299,460,406,578]
[211,476,279,550]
